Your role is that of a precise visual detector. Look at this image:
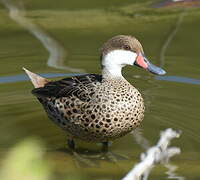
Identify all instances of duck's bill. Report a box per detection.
[134,53,166,75]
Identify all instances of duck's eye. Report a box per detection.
[123,45,131,50]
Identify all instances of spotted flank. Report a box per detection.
[32,74,144,142]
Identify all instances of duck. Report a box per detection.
[24,35,166,151]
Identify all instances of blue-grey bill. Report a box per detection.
[146,61,166,75]
[135,54,166,75]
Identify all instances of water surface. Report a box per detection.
[0,0,200,179]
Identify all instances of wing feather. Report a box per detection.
[32,74,102,101]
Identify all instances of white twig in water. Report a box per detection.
[123,128,181,180]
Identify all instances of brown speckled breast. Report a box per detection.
[33,74,144,142]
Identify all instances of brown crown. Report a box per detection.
[100,35,144,58]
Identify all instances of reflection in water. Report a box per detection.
[132,128,150,150]
[0,73,84,84]
[1,0,85,73]
[158,9,187,67]
[165,163,185,180]
[1,73,200,86]
[53,146,128,168]
[155,75,200,85]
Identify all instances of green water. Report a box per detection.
[0,0,200,179]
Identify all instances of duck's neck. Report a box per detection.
[102,65,123,79]
[101,51,125,79]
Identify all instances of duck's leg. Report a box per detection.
[68,139,98,167]
[102,141,109,152]
[67,138,75,150]
[101,141,128,162]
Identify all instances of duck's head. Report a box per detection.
[100,35,166,77]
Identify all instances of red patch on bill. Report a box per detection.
[136,53,148,69]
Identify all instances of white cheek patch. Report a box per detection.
[103,50,137,67]
[102,50,138,77]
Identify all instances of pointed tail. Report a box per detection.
[23,67,49,88]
